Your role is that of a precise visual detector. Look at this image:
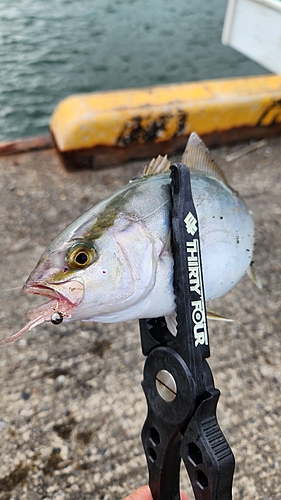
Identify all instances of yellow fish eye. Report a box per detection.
[66,242,97,270]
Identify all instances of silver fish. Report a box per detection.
[0,133,258,345]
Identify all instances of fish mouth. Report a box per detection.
[23,279,84,321]
[0,279,85,346]
[24,279,84,303]
[24,283,65,301]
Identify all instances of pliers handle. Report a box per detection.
[139,163,235,500]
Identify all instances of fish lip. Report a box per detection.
[23,283,59,298]
[23,281,82,307]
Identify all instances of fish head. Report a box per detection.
[23,194,160,324]
[23,236,91,321]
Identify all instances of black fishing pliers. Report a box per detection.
[139,163,235,500]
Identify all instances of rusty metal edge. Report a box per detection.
[52,123,281,171]
[1,123,280,169]
[0,134,54,157]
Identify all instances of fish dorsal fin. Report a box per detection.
[142,155,171,177]
[182,132,230,187]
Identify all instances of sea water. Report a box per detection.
[0,0,267,141]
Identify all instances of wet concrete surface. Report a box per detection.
[0,136,280,499]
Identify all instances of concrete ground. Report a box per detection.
[0,135,280,500]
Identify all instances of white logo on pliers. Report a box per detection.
[184,212,197,236]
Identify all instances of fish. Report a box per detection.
[0,132,259,346]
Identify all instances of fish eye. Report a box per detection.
[66,242,97,270]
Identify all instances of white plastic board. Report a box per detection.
[222,0,281,74]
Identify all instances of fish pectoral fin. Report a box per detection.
[165,307,233,335]
[181,132,231,188]
[161,229,172,254]
[247,263,262,289]
[206,307,233,322]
